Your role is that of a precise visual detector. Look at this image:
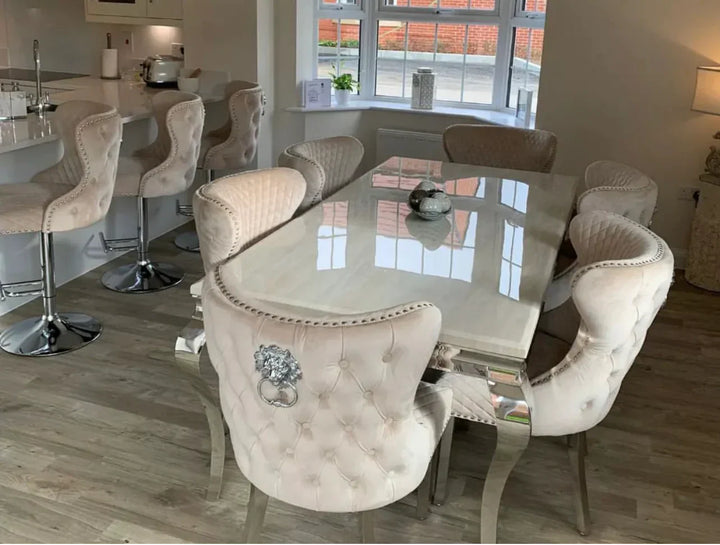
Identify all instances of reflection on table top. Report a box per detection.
[223,157,578,361]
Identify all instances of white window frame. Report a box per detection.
[314,0,545,112]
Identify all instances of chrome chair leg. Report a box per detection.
[242,484,269,543]
[359,510,375,543]
[480,421,530,544]
[567,431,591,536]
[175,169,211,253]
[102,197,184,293]
[0,232,102,356]
[432,416,454,505]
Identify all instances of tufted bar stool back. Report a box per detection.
[174,81,264,252]
[434,210,674,539]
[201,251,451,541]
[100,91,204,293]
[278,135,364,214]
[578,160,658,227]
[443,124,557,173]
[0,100,121,356]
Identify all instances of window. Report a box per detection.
[314,0,545,112]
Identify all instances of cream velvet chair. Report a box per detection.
[175,167,306,500]
[278,135,364,214]
[443,124,557,173]
[100,91,204,293]
[202,277,452,542]
[174,80,264,252]
[547,160,660,312]
[0,101,121,356]
[434,210,674,540]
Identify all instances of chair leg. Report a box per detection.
[242,484,269,543]
[480,422,530,544]
[416,457,433,520]
[432,417,455,506]
[567,431,591,536]
[358,510,375,543]
[193,380,226,501]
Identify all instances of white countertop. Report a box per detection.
[0,76,222,154]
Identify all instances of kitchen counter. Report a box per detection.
[0,76,223,154]
[0,68,87,82]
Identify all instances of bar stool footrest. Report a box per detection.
[176,200,195,217]
[0,279,43,301]
[99,232,138,253]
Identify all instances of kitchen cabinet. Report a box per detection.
[85,0,182,25]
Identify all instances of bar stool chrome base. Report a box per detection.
[0,313,102,357]
[174,231,200,252]
[101,261,184,294]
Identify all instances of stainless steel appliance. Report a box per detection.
[141,55,182,88]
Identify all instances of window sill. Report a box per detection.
[286,100,535,129]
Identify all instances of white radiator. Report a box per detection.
[375,128,445,164]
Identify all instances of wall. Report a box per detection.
[536,0,720,263]
[0,0,182,75]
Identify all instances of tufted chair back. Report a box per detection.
[530,211,673,437]
[193,167,306,273]
[278,136,364,214]
[201,80,263,171]
[201,268,444,512]
[136,91,205,198]
[443,124,557,173]
[30,100,121,233]
[578,160,658,227]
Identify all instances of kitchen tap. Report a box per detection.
[28,39,50,114]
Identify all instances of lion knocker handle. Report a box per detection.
[254,344,303,408]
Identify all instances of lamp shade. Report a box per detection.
[692,66,720,115]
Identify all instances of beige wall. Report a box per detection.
[0,0,181,74]
[537,0,720,261]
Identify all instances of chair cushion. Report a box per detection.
[0,182,75,235]
[113,155,158,197]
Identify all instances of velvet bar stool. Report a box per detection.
[0,101,121,356]
[278,135,364,215]
[100,91,204,293]
[174,80,264,252]
[442,124,558,173]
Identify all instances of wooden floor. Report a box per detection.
[0,228,719,544]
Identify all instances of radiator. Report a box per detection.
[375,128,445,164]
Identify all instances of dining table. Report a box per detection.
[175,156,579,543]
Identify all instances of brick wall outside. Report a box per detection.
[319,0,544,63]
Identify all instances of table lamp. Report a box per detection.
[692,66,720,175]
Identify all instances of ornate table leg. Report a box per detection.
[480,367,532,544]
[174,288,226,500]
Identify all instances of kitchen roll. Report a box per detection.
[102,48,118,79]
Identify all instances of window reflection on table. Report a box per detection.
[317,201,348,271]
[374,200,477,282]
[498,179,528,300]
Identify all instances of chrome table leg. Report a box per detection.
[480,366,532,544]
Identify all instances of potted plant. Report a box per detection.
[329,63,358,107]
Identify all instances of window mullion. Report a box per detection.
[460,24,468,102]
[362,0,377,99]
[401,22,409,98]
[492,0,514,110]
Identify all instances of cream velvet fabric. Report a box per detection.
[200,81,263,171]
[578,160,658,227]
[193,168,306,273]
[439,211,673,437]
[113,91,204,198]
[278,136,364,214]
[202,273,451,513]
[0,101,121,235]
[443,124,557,173]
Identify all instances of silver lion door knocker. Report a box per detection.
[254,344,302,408]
